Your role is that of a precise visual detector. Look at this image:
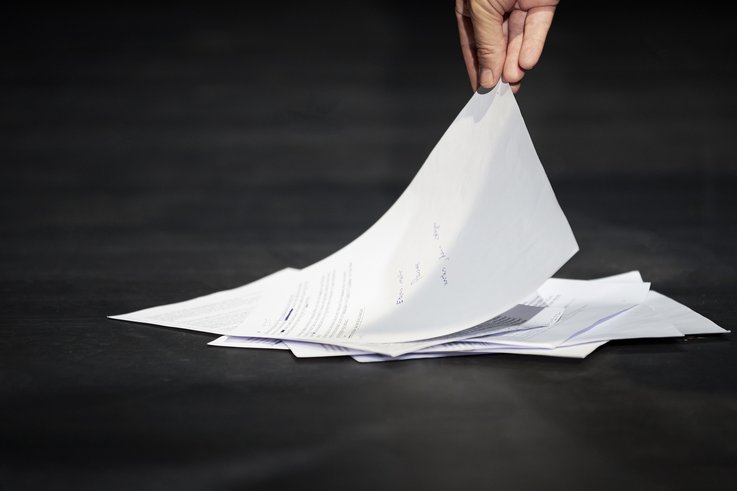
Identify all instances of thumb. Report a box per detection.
[470,1,507,89]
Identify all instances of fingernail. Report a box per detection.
[480,68,494,88]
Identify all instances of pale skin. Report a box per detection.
[455,0,559,93]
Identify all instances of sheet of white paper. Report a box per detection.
[564,271,730,336]
[473,277,727,347]
[284,340,364,357]
[645,291,729,335]
[109,268,298,335]
[229,83,578,345]
[354,353,481,362]
[535,271,682,345]
[560,304,681,345]
[471,281,651,348]
[352,341,607,363]
[208,336,289,350]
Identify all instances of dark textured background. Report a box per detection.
[2,2,736,489]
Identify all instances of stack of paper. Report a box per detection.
[111,267,726,362]
[110,83,727,361]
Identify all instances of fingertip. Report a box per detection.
[503,64,525,85]
[518,44,543,71]
[479,67,497,89]
[518,54,538,71]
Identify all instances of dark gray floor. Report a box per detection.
[2,2,736,490]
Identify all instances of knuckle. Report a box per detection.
[470,0,505,17]
[476,45,502,60]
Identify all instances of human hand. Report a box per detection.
[455,0,559,93]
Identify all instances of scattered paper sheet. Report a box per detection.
[645,291,726,336]
[109,268,298,335]
[208,336,288,350]
[468,280,652,348]
[352,341,608,363]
